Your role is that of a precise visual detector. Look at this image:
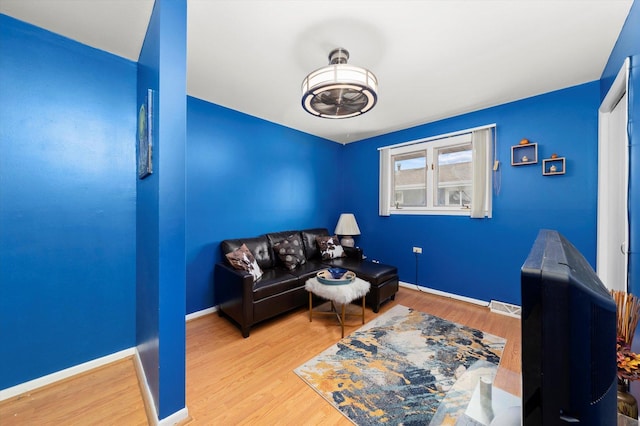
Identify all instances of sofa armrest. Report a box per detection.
[214,262,254,337]
[343,246,364,261]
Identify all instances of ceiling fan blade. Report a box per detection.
[311,87,369,116]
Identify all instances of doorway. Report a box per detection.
[597,58,630,292]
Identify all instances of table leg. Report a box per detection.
[361,295,365,324]
[308,292,312,322]
[341,303,346,338]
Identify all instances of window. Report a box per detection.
[435,142,472,207]
[393,150,426,207]
[379,127,494,217]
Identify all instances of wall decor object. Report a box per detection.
[542,153,566,176]
[137,88,153,179]
[511,139,538,166]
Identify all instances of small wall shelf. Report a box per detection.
[543,157,566,176]
[511,143,538,166]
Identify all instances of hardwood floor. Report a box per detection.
[0,357,147,425]
[0,287,521,425]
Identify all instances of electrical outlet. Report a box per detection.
[412,247,422,254]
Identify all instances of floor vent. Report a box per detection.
[489,300,521,318]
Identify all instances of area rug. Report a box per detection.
[294,304,507,425]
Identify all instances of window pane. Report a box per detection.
[437,186,472,206]
[435,143,472,207]
[392,151,426,207]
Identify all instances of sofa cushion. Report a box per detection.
[316,235,346,260]
[286,259,326,282]
[221,235,274,270]
[273,234,306,270]
[225,244,263,281]
[301,228,330,260]
[252,268,300,301]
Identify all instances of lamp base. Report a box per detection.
[340,236,355,248]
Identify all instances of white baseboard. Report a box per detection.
[133,350,158,423]
[0,348,135,401]
[133,350,190,425]
[399,281,490,307]
[158,407,190,426]
[185,306,216,322]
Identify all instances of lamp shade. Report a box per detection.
[335,214,361,247]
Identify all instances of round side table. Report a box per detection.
[305,275,370,337]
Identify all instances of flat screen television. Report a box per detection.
[521,229,617,425]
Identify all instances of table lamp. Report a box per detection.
[334,213,361,248]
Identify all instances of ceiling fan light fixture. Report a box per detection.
[301,48,378,119]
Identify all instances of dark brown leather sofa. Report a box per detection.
[214,228,398,337]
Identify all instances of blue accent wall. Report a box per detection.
[343,82,600,305]
[0,15,136,388]
[136,0,187,420]
[186,97,345,313]
[136,3,161,408]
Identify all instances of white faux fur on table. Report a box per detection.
[305,276,370,305]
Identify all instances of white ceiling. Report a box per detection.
[0,0,633,144]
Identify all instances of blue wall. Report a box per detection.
[136,4,161,408]
[186,98,345,313]
[136,0,187,420]
[0,15,136,388]
[343,83,600,305]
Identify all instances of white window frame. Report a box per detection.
[379,125,494,217]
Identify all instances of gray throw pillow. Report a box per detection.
[274,234,306,270]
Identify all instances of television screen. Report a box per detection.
[521,229,617,425]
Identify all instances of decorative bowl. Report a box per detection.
[328,267,348,279]
[316,269,356,285]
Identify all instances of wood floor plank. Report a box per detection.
[0,357,148,425]
[0,286,521,424]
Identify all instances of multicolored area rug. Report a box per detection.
[294,304,507,425]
